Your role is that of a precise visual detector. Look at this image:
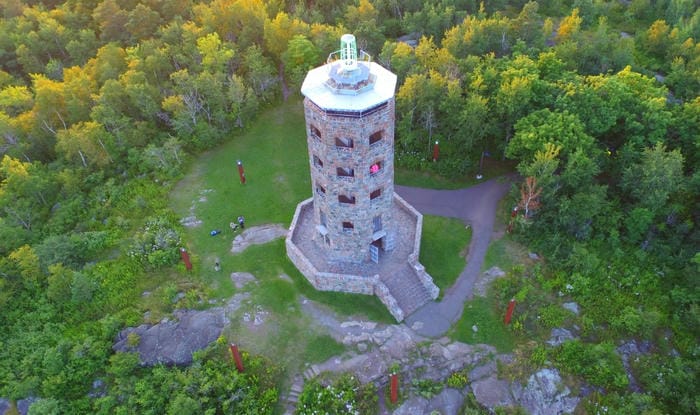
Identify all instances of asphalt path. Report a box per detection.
[395,176,514,337]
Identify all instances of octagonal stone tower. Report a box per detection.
[286,35,438,321]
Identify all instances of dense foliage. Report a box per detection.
[0,0,697,413]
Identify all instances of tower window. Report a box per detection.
[342,222,354,233]
[370,161,382,175]
[373,215,382,232]
[316,183,326,196]
[310,125,321,140]
[335,137,354,149]
[370,131,383,145]
[338,194,356,204]
[337,167,354,177]
[313,155,323,168]
[320,210,327,227]
[370,188,382,200]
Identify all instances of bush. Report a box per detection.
[553,340,628,391]
[296,373,377,415]
[447,370,470,389]
[126,216,181,269]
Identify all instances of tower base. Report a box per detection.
[286,193,439,322]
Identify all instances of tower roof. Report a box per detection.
[301,36,397,113]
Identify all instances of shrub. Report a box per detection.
[553,340,628,391]
[296,373,377,415]
[447,370,469,389]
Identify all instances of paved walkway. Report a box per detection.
[396,176,514,337]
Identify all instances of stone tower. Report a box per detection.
[301,34,396,263]
[286,35,438,321]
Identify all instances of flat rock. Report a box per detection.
[426,388,465,415]
[393,396,428,415]
[231,224,288,253]
[0,399,11,415]
[113,293,249,366]
[474,266,506,296]
[520,368,579,415]
[231,272,257,289]
[472,375,516,409]
[546,328,576,346]
[562,302,579,315]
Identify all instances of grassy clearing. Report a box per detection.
[482,234,531,273]
[396,158,517,189]
[420,215,472,297]
[449,296,517,353]
[167,100,399,372]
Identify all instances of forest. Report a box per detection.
[0,0,698,413]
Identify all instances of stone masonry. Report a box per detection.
[286,35,438,321]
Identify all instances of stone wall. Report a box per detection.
[304,98,396,263]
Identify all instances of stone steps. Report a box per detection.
[382,263,432,317]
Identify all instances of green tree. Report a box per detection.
[283,35,319,88]
[621,142,685,215]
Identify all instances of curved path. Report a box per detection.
[395,176,514,338]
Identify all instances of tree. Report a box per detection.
[263,12,309,64]
[507,109,594,164]
[282,35,319,88]
[519,176,543,219]
[621,142,685,215]
[196,32,234,74]
[55,122,114,168]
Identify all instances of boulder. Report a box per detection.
[231,224,288,253]
[562,302,580,315]
[113,293,248,366]
[0,399,11,415]
[546,328,576,346]
[520,368,579,415]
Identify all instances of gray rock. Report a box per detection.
[617,340,652,392]
[425,388,465,415]
[0,399,11,415]
[113,293,248,366]
[231,224,288,253]
[16,397,38,415]
[231,272,257,289]
[528,252,540,260]
[471,375,516,409]
[393,396,429,415]
[474,267,506,296]
[562,302,579,315]
[520,368,579,415]
[469,361,497,382]
[546,328,576,346]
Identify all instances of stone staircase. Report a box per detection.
[381,263,433,318]
[280,366,322,414]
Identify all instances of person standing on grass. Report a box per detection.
[238,216,245,229]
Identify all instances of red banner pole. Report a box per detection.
[179,248,192,271]
[237,160,246,184]
[432,141,439,162]
[229,343,244,373]
[504,298,516,325]
[390,372,398,404]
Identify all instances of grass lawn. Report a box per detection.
[396,158,517,189]
[420,215,472,297]
[449,296,517,353]
[482,235,532,273]
[166,98,511,373]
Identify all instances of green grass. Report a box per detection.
[420,215,472,297]
[302,334,346,364]
[449,296,517,353]
[482,235,532,273]
[396,158,517,189]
